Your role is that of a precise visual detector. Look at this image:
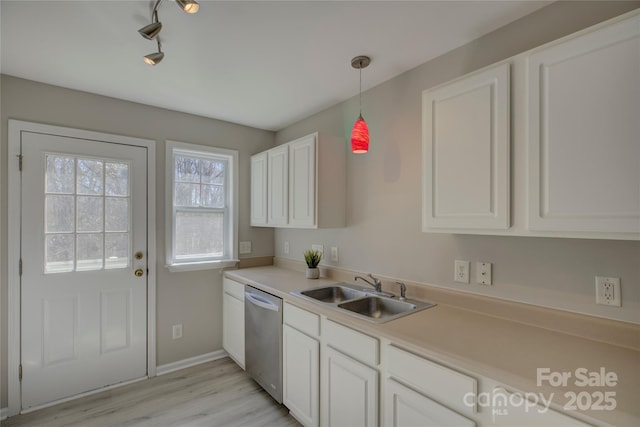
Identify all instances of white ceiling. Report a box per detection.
[1,1,550,131]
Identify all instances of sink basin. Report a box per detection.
[297,284,367,304]
[338,296,435,323]
[291,283,436,323]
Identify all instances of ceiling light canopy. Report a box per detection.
[138,0,199,65]
[351,56,371,154]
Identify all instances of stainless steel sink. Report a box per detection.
[338,296,435,323]
[291,283,435,323]
[298,285,367,303]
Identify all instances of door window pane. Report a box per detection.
[105,198,129,232]
[45,234,75,273]
[76,234,104,271]
[77,196,104,232]
[105,163,129,196]
[46,195,75,233]
[175,211,224,259]
[77,159,104,195]
[46,155,75,194]
[105,233,129,269]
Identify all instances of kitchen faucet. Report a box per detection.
[354,273,382,292]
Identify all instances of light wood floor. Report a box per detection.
[2,357,301,427]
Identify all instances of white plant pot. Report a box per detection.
[306,267,320,279]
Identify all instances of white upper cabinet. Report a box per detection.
[526,13,640,236]
[422,10,639,240]
[251,132,345,229]
[289,135,316,227]
[422,63,510,231]
[250,152,267,226]
[267,145,289,227]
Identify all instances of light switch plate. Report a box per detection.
[476,262,492,285]
[331,247,339,263]
[239,241,252,254]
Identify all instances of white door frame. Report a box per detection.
[7,120,157,416]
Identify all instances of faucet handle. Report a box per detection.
[368,273,381,285]
[395,281,407,301]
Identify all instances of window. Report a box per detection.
[166,141,238,271]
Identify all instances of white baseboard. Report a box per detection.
[1,407,9,420]
[156,349,228,376]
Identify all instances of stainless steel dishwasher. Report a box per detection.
[244,285,283,403]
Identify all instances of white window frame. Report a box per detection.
[165,140,238,272]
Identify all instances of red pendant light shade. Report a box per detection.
[351,114,369,154]
[350,55,371,154]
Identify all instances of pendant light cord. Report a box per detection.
[359,62,363,116]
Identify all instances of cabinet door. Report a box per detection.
[385,379,475,427]
[283,325,319,427]
[250,152,268,226]
[289,135,317,228]
[222,279,245,368]
[267,145,289,226]
[527,14,640,236]
[422,63,510,231]
[322,347,377,427]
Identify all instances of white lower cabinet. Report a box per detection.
[385,379,475,427]
[322,319,379,427]
[322,346,378,427]
[283,303,320,427]
[222,278,245,368]
[283,324,319,427]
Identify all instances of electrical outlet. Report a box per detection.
[172,324,183,340]
[284,241,289,254]
[596,277,621,307]
[454,260,470,284]
[476,262,492,285]
[331,247,339,263]
[239,241,252,254]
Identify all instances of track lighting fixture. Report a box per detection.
[138,21,162,40]
[176,0,199,14]
[138,0,199,65]
[144,39,164,65]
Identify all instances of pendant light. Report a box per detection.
[351,55,371,154]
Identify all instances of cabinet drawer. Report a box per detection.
[388,345,476,416]
[223,277,245,300]
[324,319,378,367]
[284,302,320,338]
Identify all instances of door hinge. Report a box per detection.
[19,364,23,382]
[17,154,23,171]
[19,258,23,276]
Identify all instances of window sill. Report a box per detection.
[166,259,239,273]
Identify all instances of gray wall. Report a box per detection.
[275,1,640,323]
[0,76,276,406]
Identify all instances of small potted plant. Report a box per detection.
[303,249,322,279]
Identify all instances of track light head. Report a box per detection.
[176,0,199,14]
[138,21,162,40]
[144,51,164,65]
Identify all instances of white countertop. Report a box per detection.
[225,266,640,427]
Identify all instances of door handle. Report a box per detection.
[134,269,144,277]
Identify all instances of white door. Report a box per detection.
[289,135,316,228]
[283,324,319,427]
[20,130,148,410]
[267,145,288,226]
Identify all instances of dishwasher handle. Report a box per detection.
[245,292,280,312]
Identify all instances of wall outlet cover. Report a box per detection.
[595,276,621,307]
[284,241,290,254]
[172,324,183,340]
[331,247,339,263]
[454,260,470,284]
